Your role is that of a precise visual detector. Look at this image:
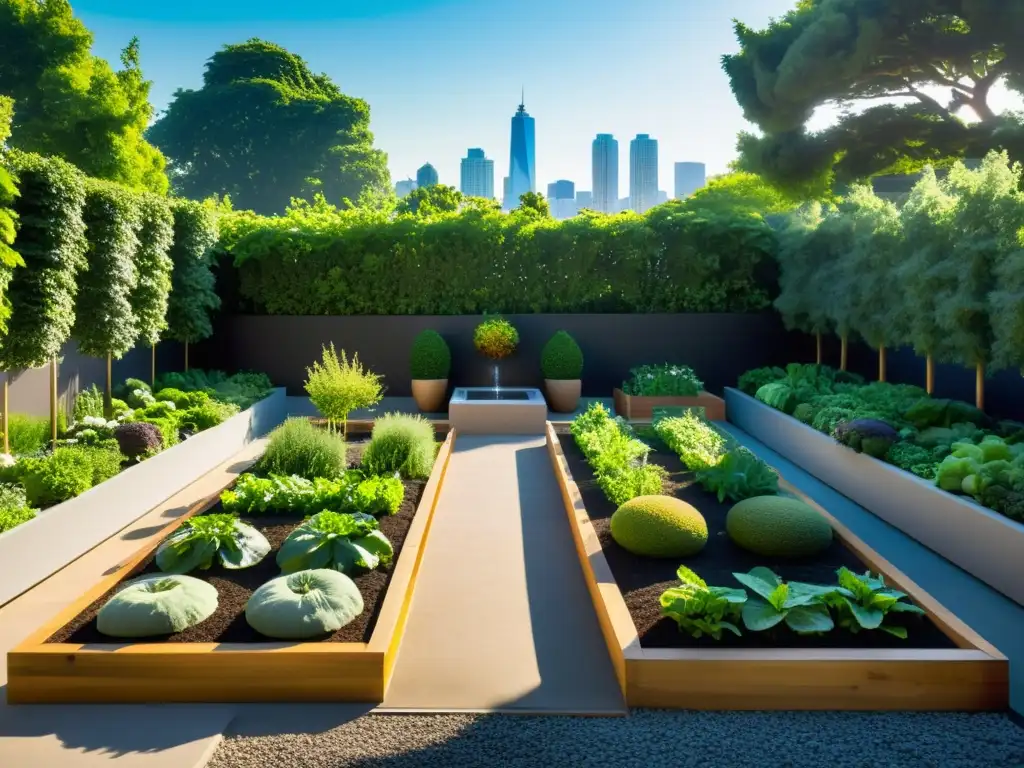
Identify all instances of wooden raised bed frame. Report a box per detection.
[613,388,725,422]
[6,428,456,705]
[545,422,1008,711]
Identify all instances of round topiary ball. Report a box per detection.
[610,495,708,558]
[245,569,364,640]
[541,330,583,380]
[726,495,833,558]
[114,421,163,459]
[97,574,218,638]
[410,329,451,380]
[473,317,519,360]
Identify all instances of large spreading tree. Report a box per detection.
[723,0,1024,195]
[0,0,168,193]
[147,39,391,215]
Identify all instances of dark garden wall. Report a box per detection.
[194,313,813,398]
[2,339,185,420]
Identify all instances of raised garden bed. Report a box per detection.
[546,422,1008,710]
[0,387,289,609]
[6,426,455,704]
[725,388,1024,608]
[613,389,725,422]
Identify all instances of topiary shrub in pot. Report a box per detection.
[410,329,451,413]
[541,330,583,413]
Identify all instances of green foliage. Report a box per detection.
[165,198,219,345]
[570,403,665,505]
[72,178,141,358]
[0,95,23,334]
[258,417,348,479]
[222,471,403,517]
[832,419,900,459]
[19,444,122,507]
[73,385,105,421]
[276,511,394,575]
[155,513,270,574]
[176,400,238,432]
[473,316,518,360]
[621,364,701,397]
[0,152,87,370]
[396,185,463,217]
[540,330,583,380]
[659,566,747,640]
[695,447,779,503]
[409,329,450,380]
[774,202,832,336]
[0,3,168,192]
[154,369,272,409]
[304,344,383,434]
[737,366,785,396]
[654,412,726,472]
[360,413,437,480]
[146,38,389,214]
[0,483,35,533]
[824,567,927,639]
[755,382,798,414]
[734,567,835,635]
[131,193,175,345]
[5,413,51,455]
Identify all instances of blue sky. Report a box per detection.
[75,0,1021,197]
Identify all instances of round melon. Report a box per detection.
[726,495,833,558]
[609,495,708,558]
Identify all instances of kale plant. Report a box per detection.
[695,447,779,503]
[276,511,394,574]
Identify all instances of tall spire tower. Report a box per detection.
[505,92,536,210]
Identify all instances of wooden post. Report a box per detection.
[976,361,985,411]
[926,355,935,394]
[50,356,58,450]
[878,346,887,382]
[184,341,189,373]
[2,375,8,455]
[840,335,848,371]
[815,332,822,365]
[105,352,113,420]
[151,344,156,388]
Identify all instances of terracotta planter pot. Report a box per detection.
[412,379,448,413]
[545,379,581,413]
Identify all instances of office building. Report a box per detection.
[618,196,630,213]
[576,190,593,210]
[395,179,417,198]
[656,190,669,206]
[548,180,575,200]
[416,163,439,189]
[592,134,619,213]
[674,162,706,199]
[505,94,536,209]
[503,176,511,207]
[629,134,658,214]
[460,148,495,199]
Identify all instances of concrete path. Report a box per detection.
[380,435,625,714]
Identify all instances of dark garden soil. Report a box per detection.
[48,436,431,645]
[556,430,956,651]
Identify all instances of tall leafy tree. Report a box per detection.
[0,1,168,193]
[774,202,832,362]
[723,0,1024,195]
[0,95,24,338]
[73,179,141,415]
[395,185,463,216]
[147,39,390,214]
[166,199,220,369]
[132,193,175,385]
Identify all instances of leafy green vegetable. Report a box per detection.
[156,513,271,574]
[659,566,747,640]
[737,366,785,396]
[621,364,702,397]
[755,382,798,414]
[654,411,727,471]
[276,511,394,575]
[221,471,403,516]
[823,567,926,639]
[733,567,835,634]
[695,447,779,503]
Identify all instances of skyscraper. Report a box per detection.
[629,134,658,214]
[576,190,593,210]
[592,134,619,213]
[505,93,536,209]
[460,148,495,198]
[416,163,439,189]
[395,179,417,198]
[674,162,706,199]
[548,180,577,220]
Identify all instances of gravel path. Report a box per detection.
[208,710,1024,768]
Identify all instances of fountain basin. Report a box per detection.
[448,387,547,435]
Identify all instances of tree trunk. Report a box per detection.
[815,332,822,365]
[840,334,848,371]
[104,352,113,420]
[975,361,985,411]
[2,375,8,455]
[151,344,157,388]
[878,346,886,383]
[50,356,58,450]
[184,340,189,372]
[925,354,934,394]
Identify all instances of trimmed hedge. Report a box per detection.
[166,199,220,345]
[132,193,175,345]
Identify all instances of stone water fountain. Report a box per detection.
[448,363,547,435]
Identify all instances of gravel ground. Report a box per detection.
[207,710,1024,768]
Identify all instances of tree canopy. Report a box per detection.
[724,0,1024,195]
[0,0,168,193]
[147,38,391,215]
[165,199,220,345]
[0,96,24,335]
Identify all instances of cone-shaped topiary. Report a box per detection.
[726,495,833,558]
[541,330,583,380]
[610,495,708,558]
[245,568,364,639]
[97,574,218,638]
[410,329,451,379]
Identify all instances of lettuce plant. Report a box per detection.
[276,511,394,575]
[733,567,835,634]
[823,567,926,639]
[695,447,779,503]
[659,565,747,640]
[221,471,403,516]
[156,513,271,574]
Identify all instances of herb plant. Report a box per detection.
[570,403,664,505]
[258,417,348,479]
[360,413,437,479]
[304,343,383,436]
[156,513,271,574]
[695,447,779,502]
[733,567,835,634]
[824,567,926,638]
[654,412,727,471]
[659,565,747,640]
[621,364,702,397]
[0,483,36,534]
[473,316,519,360]
[276,511,394,574]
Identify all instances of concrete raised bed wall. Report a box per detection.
[725,388,1024,608]
[0,388,289,608]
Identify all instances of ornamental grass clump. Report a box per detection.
[258,417,348,479]
[541,330,583,380]
[410,329,451,380]
[304,343,383,436]
[361,413,437,480]
[473,316,518,360]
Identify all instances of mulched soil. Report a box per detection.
[556,429,956,650]
[48,435,429,645]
